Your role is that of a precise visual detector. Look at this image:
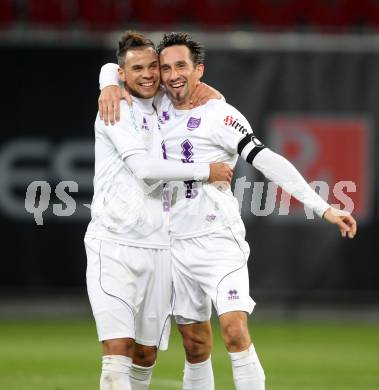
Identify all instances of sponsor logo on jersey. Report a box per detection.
[228,289,240,300]
[224,115,249,135]
[158,111,170,124]
[187,117,201,130]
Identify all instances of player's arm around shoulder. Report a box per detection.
[98,63,133,125]
[111,101,144,139]
[189,81,225,107]
[97,100,132,132]
[203,97,228,111]
[97,100,147,157]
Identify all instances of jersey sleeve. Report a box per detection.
[253,148,330,217]
[96,102,210,181]
[97,102,147,159]
[99,63,120,90]
[209,103,329,217]
[125,154,209,181]
[210,102,266,164]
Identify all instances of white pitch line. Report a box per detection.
[153,378,182,388]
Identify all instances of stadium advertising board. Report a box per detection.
[267,115,372,222]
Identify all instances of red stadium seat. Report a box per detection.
[303,0,359,31]
[362,0,379,29]
[131,0,189,27]
[77,0,131,30]
[27,0,72,27]
[190,0,243,28]
[0,0,16,27]
[245,0,303,30]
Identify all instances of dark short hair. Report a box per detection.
[157,32,205,65]
[117,31,155,67]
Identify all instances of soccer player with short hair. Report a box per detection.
[99,32,357,390]
[85,31,232,390]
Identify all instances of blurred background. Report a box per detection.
[0,1,378,388]
[0,0,379,390]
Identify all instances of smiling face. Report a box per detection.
[118,46,160,99]
[159,45,204,109]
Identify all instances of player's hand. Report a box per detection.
[208,163,233,184]
[323,207,357,239]
[189,82,224,107]
[98,86,132,125]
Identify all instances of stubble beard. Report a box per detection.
[168,87,189,108]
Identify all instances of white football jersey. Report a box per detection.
[157,96,264,239]
[85,97,169,248]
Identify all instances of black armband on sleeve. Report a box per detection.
[237,134,266,164]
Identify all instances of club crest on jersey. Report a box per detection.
[158,111,170,124]
[224,115,248,135]
[187,117,201,130]
[142,117,149,131]
[228,289,240,300]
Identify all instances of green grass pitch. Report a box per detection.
[0,319,378,389]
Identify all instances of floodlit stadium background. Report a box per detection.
[0,1,378,389]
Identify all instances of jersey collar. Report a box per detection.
[132,96,155,115]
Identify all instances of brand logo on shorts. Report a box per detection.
[224,115,249,135]
[187,117,201,130]
[228,289,240,300]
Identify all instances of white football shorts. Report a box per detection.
[171,223,256,323]
[84,237,172,350]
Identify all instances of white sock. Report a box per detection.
[129,363,155,390]
[229,345,265,390]
[183,357,215,390]
[100,355,132,390]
